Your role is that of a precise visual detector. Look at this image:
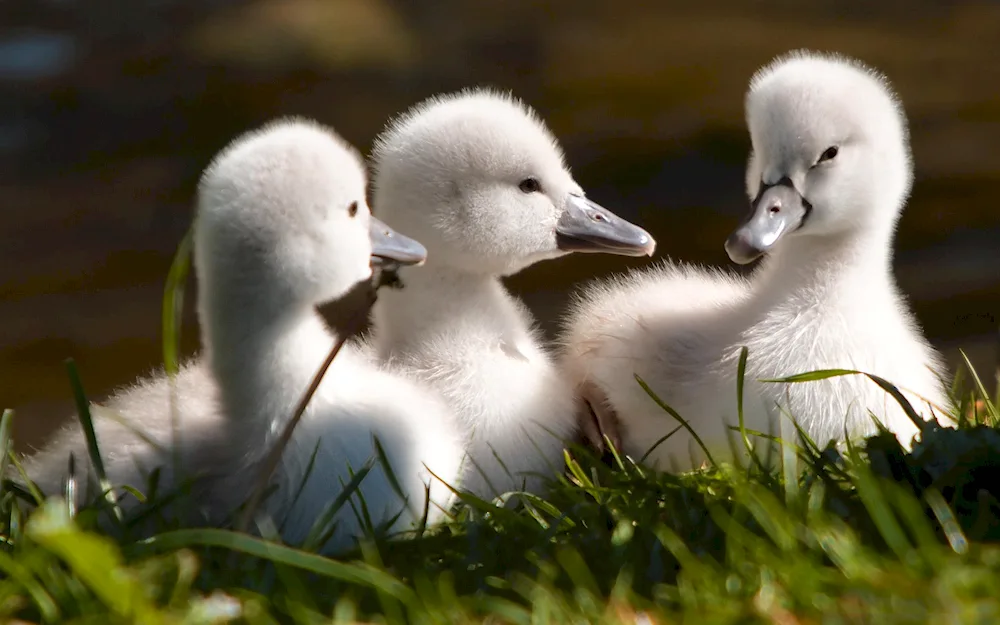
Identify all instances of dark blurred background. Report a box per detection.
[2,0,998,452]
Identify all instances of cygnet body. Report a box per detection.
[561,51,950,469]
[19,119,464,551]
[369,90,655,498]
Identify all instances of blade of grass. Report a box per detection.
[360,540,406,624]
[994,325,1000,408]
[0,550,61,621]
[602,433,630,472]
[7,453,45,505]
[639,425,684,465]
[254,515,320,618]
[0,409,13,486]
[760,368,859,384]
[64,358,122,524]
[64,454,77,519]
[763,367,931,432]
[127,528,416,602]
[415,481,432,539]
[27,498,160,622]
[735,346,768,475]
[303,457,376,553]
[372,435,414,519]
[844,444,914,564]
[162,225,194,377]
[162,226,194,528]
[562,450,596,491]
[277,439,321,536]
[959,349,1000,426]
[924,488,969,555]
[634,374,716,467]
[344,470,379,543]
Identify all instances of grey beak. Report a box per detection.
[724,179,810,264]
[555,194,656,257]
[369,216,427,267]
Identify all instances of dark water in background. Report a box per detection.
[1,0,998,451]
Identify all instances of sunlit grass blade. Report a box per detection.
[562,450,595,491]
[994,326,1000,407]
[760,368,859,384]
[161,226,194,377]
[27,498,159,621]
[128,527,416,602]
[959,349,1000,426]
[740,482,798,553]
[517,492,576,531]
[886,482,941,560]
[924,488,969,555]
[762,367,931,432]
[843,444,914,564]
[0,409,13,488]
[602,432,631,472]
[161,226,194,528]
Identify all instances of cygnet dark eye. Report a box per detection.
[348,201,359,217]
[817,146,839,164]
[518,177,542,194]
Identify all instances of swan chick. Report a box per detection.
[19,118,465,552]
[561,51,950,469]
[370,89,655,499]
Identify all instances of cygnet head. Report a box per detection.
[726,50,912,264]
[195,118,426,322]
[371,89,655,277]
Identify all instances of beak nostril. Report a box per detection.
[769,205,781,214]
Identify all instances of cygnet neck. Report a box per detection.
[200,287,336,445]
[373,258,514,357]
[753,216,898,309]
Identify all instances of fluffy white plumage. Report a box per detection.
[18,118,464,552]
[560,51,951,470]
[368,89,653,498]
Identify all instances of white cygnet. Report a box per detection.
[18,118,464,552]
[368,89,655,498]
[561,51,951,470]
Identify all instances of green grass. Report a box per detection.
[3,403,1000,624]
[2,238,999,623]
